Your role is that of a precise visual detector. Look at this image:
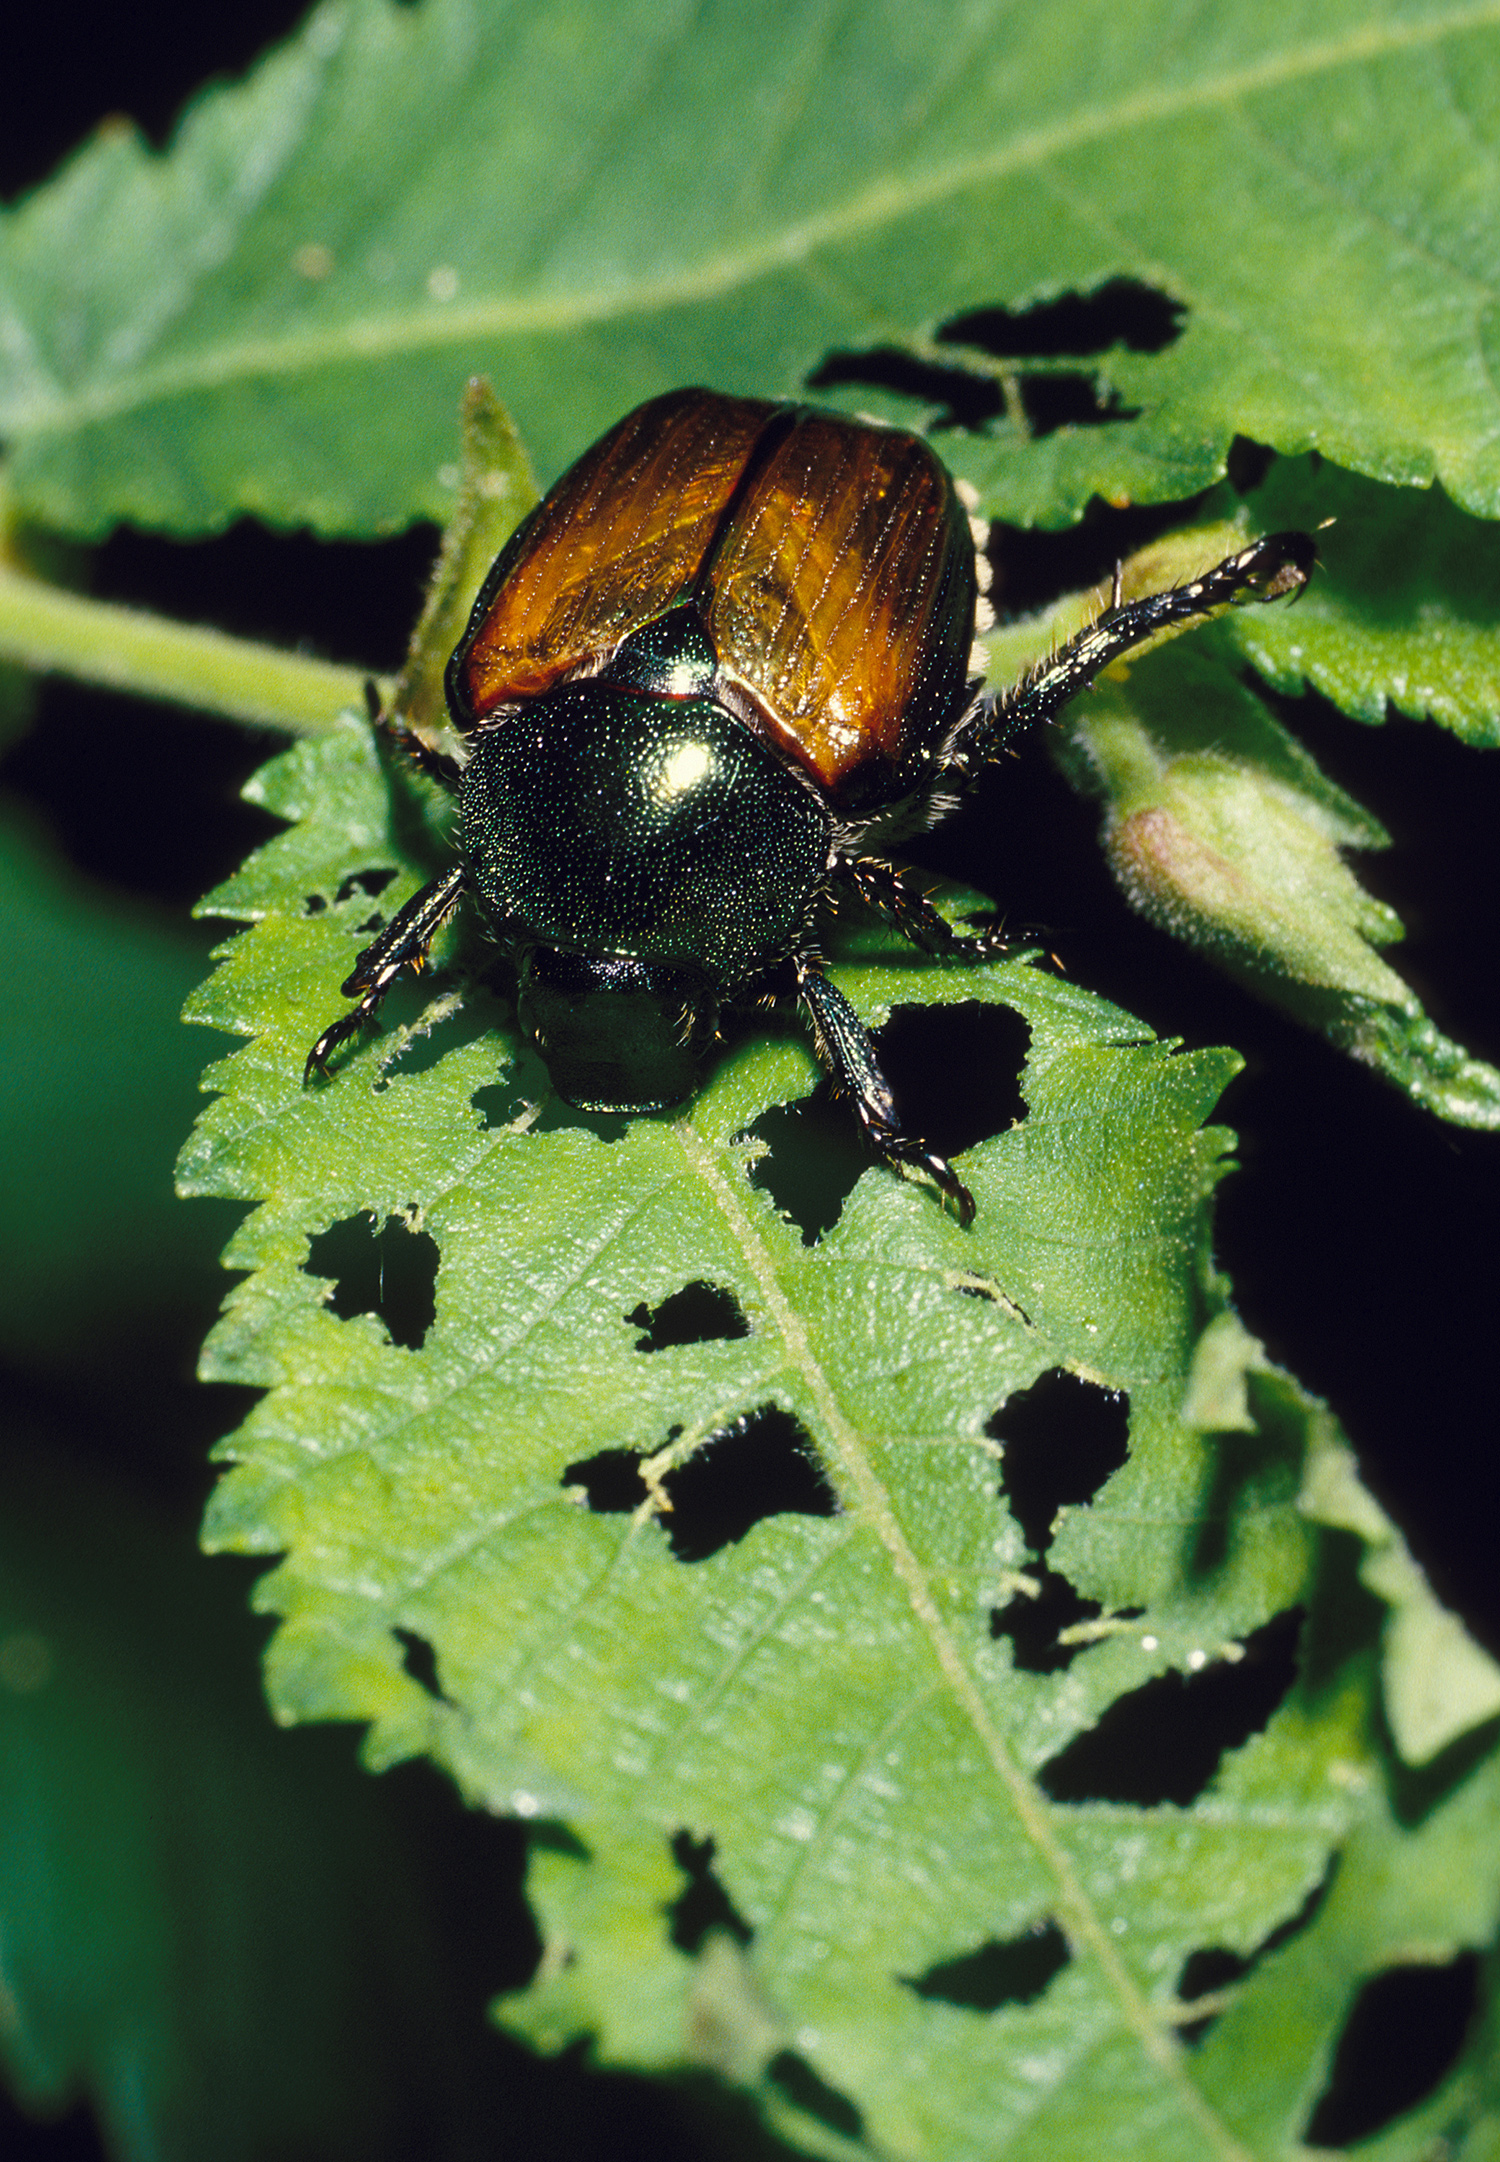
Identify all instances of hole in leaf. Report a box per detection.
[990,1567,1120,1674]
[667,1832,754,1953]
[877,1002,1028,1162]
[1177,1945,1251,2022]
[366,991,465,1087]
[747,1003,1027,1242]
[1175,1863,1334,2045]
[766,2052,865,2142]
[562,1410,838,1561]
[1226,434,1277,494]
[746,1086,869,1242]
[334,866,397,905]
[807,347,1141,438]
[472,1082,531,1130]
[806,346,1006,431]
[988,1369,1130,1554]
[393,1626,446,1701]
[906,1919,1070,2010]
[303,1211,439,1350]
[628,1283,749,1353]
[1038,1608,1303,1807]
[661,1408,839,1563]
[1303,1954,1479,2148]
[1019,374,1141,437]
[938,278,1187,358]
[365,983,513,1091]
[303,891,328,914]
[562,1447,654,1514]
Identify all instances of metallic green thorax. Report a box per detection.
[457,609,831,1111]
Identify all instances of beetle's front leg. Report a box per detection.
[843,858,1015,963]
[304,864,468,1079]
[796,960,974,1225]
[974,528,1317,757]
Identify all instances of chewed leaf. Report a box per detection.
[11,0,1500,535]
[179,712,1500,2157]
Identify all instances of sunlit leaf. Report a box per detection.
[7,0,1500,535]
[178,713,1500,2158]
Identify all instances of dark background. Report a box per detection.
[2,8,1496,2158]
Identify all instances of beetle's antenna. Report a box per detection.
[378,708,465,790]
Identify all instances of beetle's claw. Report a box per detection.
[925,1152,976,1228]
[304,1012,365,1082]
[881,1135,974,1225]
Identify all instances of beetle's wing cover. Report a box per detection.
[704,415,978,800]
[454,390,776,721]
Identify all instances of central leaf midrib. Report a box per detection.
[10,0,1498,440]
[673,1114,1254,2162]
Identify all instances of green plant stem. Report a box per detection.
[0,563,387,733]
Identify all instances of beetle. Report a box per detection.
[307,388,1314,1222]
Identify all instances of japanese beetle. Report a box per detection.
[308,389,1314,1222]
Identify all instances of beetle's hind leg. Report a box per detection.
[304,865,468,1080]
[796,960,974,1225]
[975,528,1316,756]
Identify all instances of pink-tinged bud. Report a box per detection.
[1060,657,1500,1125]
[1105,769,1406,1001]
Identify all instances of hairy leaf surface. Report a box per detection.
[179,716,1500,2159]
[8,0,1500,535]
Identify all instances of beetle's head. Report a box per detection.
[517,947,715,1113]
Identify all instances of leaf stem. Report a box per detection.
[0,561,387,733]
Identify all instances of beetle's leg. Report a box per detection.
[975,528,1317,756]
[844,858,1014,962]
[304,865,468,1080]
[796,960,975,1225]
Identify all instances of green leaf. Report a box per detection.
[1224,460,1500,747]
[179,714,1500,2159]
[10,0,1500,536]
